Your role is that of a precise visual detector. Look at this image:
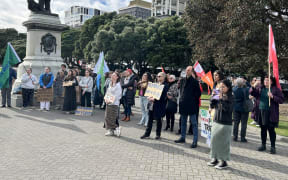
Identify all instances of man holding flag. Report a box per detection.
[0,43,21,108]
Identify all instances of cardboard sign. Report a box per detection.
[104,93,115,104]
[63,81,73,86]
[36,88,53,102]
[75,106,93,116]
[144,82,164,100]
[200,109,212,146]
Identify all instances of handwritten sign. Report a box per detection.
[75,106,93,116]
[200,109,212,146]
[36,88,53,102]
[144,82,164,100]
[63,81,73,86]
[104,93,115,104]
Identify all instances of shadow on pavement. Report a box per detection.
[15,114,87,134]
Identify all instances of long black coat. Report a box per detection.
[63,78,78,111]
[122,75,136,105]
[179,76,201,115]
[152,82,169,119]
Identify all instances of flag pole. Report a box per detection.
[268,25,271,106]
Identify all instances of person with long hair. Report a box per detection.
[63,70,78,114]
[250,76,284,154]
[137,72,152,126]
[208,79,234,169]
[210,70,225,116]
[104,72,123,136]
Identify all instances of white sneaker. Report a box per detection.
[115,127,121,137]
[105,130,114,136]
[250,121,256,125]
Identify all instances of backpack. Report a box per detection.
[243,88,253,112]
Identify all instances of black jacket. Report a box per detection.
[179,76,201,115]
[214,93,234,125]
[122,74,136,105]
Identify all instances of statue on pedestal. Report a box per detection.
[27,0,53,15]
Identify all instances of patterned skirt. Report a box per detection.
[210,122,232,161]
[105,105,119,130]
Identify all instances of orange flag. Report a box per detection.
[201,71,214,90]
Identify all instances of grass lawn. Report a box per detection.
[201,94,211,100]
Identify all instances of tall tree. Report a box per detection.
[185,0,288,78]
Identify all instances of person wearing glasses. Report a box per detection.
[175,66,201,148]
[141,72,169,140]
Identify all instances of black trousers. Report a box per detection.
[165,111,175,130]
[145,111,162,137]
[22,88,34,107]
[261,125,276,147]
[81,91,91,107]
[233,111,249,139]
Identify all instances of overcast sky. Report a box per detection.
[0,0,152,33]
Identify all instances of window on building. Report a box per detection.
[80,15,83,22]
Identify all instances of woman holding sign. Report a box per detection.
[137,72,153,126]
[104,72,123,136]
[63,70,78,114]
[208,80,233,169]
[140,72,169,140]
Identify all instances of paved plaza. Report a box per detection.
[0,100,288,180]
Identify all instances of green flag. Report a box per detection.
[97,52,106,95]
[0,43,21,88]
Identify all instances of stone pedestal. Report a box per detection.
[12,13,68,107]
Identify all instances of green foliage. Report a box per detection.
[184,0,288,79]
[0,28,26,64]
[61,28,81,59]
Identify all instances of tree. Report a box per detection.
[0,29,26,64]
[73,12,117,59]
[184,0,288,79]
[61,28,81,59]
[146,16,191,71]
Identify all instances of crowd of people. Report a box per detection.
[1,64,285,170]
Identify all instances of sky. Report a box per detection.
[0,0,152,33]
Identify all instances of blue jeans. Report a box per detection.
[180,114,198,143]
[123,96,131,116]
[139,96,149,125]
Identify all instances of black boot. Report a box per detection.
[258,144,266,151]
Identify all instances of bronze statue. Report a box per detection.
[27,0,52,14]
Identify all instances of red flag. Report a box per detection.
[193,61,205,78]
[269,25,281,90]
[201,71,214,90]
[207,86,211,95]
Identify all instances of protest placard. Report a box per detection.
[63,81,73,86]
[75,106,93,116]
[200,109,212,146]
[144,82,164,100]
[36,88,53,102]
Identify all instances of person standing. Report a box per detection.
[104,72,123,136]
[39,67,54,111]
[79,70,93,107]
[175,66,201,148]
[232,78,250,142]
[21,68,37,108]
[250,76,284,154]
[53,64,67,110]
[63,70,78,114]
[140,72,169,140]
[137,73,152,126]
[165,74,178,131]
[1,67,17,108]
[208,80,234,169]
[121,69,136,122]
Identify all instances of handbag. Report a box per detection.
[243,88,253,112]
